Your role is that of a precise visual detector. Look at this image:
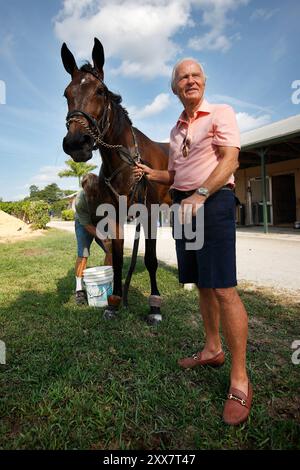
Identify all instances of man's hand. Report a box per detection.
[133,163,153,181]
[133,163,175,186]
[84,224,97,238]
[181,193,206,217]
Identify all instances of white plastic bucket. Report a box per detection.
[83,266,113,307]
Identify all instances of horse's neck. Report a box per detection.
[101,111,135,173]
[106,104,131,143]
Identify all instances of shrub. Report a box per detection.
[0,201,30,222]
[0,201,23,217]
[26,201,50,229]
[61,209,75,221]
[0,200,50,229]
[51,199,69,217]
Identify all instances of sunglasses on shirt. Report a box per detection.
[182,135,191,158]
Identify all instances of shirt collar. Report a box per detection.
[177,98,212,127]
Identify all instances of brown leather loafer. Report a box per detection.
[223,382,253,426]
[178,350,225,369]
[75,290,87,305]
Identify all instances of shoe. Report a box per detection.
[178,350,225,369]
[146,313,162,325]
[75,290,87,305]
[223,382,253,426]
[103,307,118,320]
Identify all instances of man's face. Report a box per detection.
[174,60,205,108]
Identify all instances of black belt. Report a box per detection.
[170,184,233,199]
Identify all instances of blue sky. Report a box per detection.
[0,0,299,200]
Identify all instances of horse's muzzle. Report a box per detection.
[62,131,93,161]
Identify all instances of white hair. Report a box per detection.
[171,58,206,93]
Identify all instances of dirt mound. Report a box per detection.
[0,210,43,243]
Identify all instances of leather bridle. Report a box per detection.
[65,69,144,201]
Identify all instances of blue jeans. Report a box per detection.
[75,219,105,257]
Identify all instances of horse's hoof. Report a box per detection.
[103,308,118,320]
[146,313,162,325]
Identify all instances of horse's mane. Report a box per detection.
[80,63,132,137]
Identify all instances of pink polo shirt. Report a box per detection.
[168,99,240,191]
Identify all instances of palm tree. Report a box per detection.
[58,159,97,186]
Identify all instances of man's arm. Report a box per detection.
[133,164,175,186]
[200,146,239,194]
[181,146,239,214]
[84,224,112,253]
[84,224,98,238]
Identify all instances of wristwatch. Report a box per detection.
[195,187,210,199]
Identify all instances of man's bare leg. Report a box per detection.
[198,288,223,360]
[74,257,88,303]
[75,257,87,278]
[215,287,249,395]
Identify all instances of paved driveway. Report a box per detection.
[49,221,300,292]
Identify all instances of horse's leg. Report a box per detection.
[103,235,124,320]
[144,235,162,325]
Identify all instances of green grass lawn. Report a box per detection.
[0,229,299,450]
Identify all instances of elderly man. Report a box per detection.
[134,59,252,426]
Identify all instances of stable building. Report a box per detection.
[235,114,300,231]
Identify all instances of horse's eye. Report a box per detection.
[97,88,104,96]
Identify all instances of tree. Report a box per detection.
[29,185,39,198]
[58,159,97,186]
[39,183,64,203]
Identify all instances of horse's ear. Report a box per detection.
[61,43,78,77]
[92,38,105,78]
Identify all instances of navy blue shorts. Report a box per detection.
[172,188,237,288]
[75,219,105,258]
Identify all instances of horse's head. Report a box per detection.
[61,38,107,162]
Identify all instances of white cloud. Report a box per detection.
[30,165,79,189]
[209,94,273,114]
[30,165,66,185]
[54,0,190,79]
[188,0,248,53]
[128,93,171,119]
[30,155,100,190]
[54,0,248,78]
[271,37,287,63]
[250,8,279,21]
[0,33,14,59]
[237,112,271,133]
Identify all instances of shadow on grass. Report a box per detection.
[0,252,300,450]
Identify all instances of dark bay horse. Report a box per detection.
[61,38,171,324]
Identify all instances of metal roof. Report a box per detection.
[241,114,300,151]
[62,191,78,199]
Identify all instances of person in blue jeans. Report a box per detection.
[75,173,112,305]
